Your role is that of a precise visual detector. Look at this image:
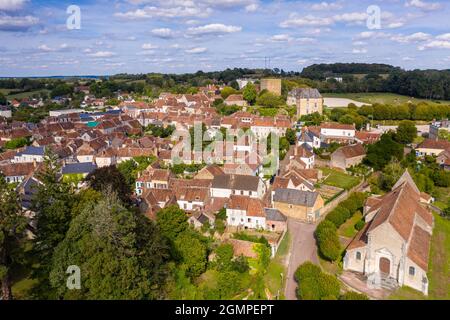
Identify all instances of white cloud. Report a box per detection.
[391,32,431,43]
[311,1,342,11]
[0,14,38,31]
[185,47,207,54]
[88,51,116,58]
[151,28,175,39]
[419,40,450,50]
[333,12,367,24]
[0,0,28,11]
[387,22,405,29]
[269,34,293,42]
[115,5,212,19]
[402,57,415,61]
[38,44,53,52]
[406,0,442,11]
[280,14,334,28]
[187,23,242,36]
[142,43,159,50]
[354,31,389,40]
[352,48,368,54]
[436,33,450,41]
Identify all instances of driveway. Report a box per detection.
[284,219,320,300]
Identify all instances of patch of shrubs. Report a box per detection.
[326,192,367,228]
[354,219,366,231]
[295,262,369,300]
[315,220,341,261]
[316,192,368,262]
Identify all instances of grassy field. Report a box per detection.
[389,213,450,300]
[338,212,363,238]
[264,231,290,299]
[7,89,50,100]
[323,92,450,106]
[321,168,361,190]
[433,187,450,211]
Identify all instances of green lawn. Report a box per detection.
[433,187,450,210]
[390,214,450,300]
[7,89,50,100]
[323,92,450,106]
[264,231,290,299]
[338,212,363,238]
[321,168,361,190]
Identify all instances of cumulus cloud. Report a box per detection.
[115,5,212,19]
[391,32,431,43]
[0,14,38,31]
[280,14,334,27]
[352,48,368,54]
[405,0,442,11]
[269,34,293,42]
[419,40,450,50]
[0,0,28,11]
[186,23,242,36]
[151,28,175,39]
[142,43,159,50]
[436,33,450,41]
[311,1,342,11]
[185,47,207,54]
[88,51,116,58]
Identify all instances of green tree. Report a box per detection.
[380,161,404,191]
[86,166,132,204]
[174,231,207,279]
[364,133,404,170]
[0,175,28,300]
[395,120,418,144]
[49,192,169,299]
[0,92,7,105]
[220,86,238,100]
[256,92,284,108]
[156,205,188,242]
[243,83,257,105]
[285,128,297,145]
[31,149,74,298]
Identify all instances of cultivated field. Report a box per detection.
[323,92,450,106]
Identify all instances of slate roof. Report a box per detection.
[264,208,287,222]
[16,146,45,157]
[288,88,322,99]
[62,162,97,175]
[273,188,319,207]
[212,174,260,192]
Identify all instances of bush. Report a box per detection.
[294,262,321,283]
[326,206,351,228]
[340,291,369,300]
[295,262,341,300]
[315,221,341,262]
[355,219,365,231]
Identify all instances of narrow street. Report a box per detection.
[284,219,320,300]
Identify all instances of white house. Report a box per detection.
[226,195,266,230]
[13,146,45,164]
[210,174,266,199]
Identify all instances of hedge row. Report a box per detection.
[325,192,367,228]
[316,192,367,262]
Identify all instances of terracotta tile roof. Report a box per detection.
[407,226,431,271]
[418,139,450,151]
[337,143,366,159]
[0,162,36,177]
[321,122,355,130]
[228,195,265,217]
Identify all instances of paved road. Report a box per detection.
[284,219,320,300]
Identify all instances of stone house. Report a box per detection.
[330,143,366,170]
[272,188,324,223]
[287,88,323,118]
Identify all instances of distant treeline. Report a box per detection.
[301,64,450,101]
[2,64,450,101]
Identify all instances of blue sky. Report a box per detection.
[0,0,449,76]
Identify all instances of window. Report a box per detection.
[356,252,361,260]
[409,266,415,276]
